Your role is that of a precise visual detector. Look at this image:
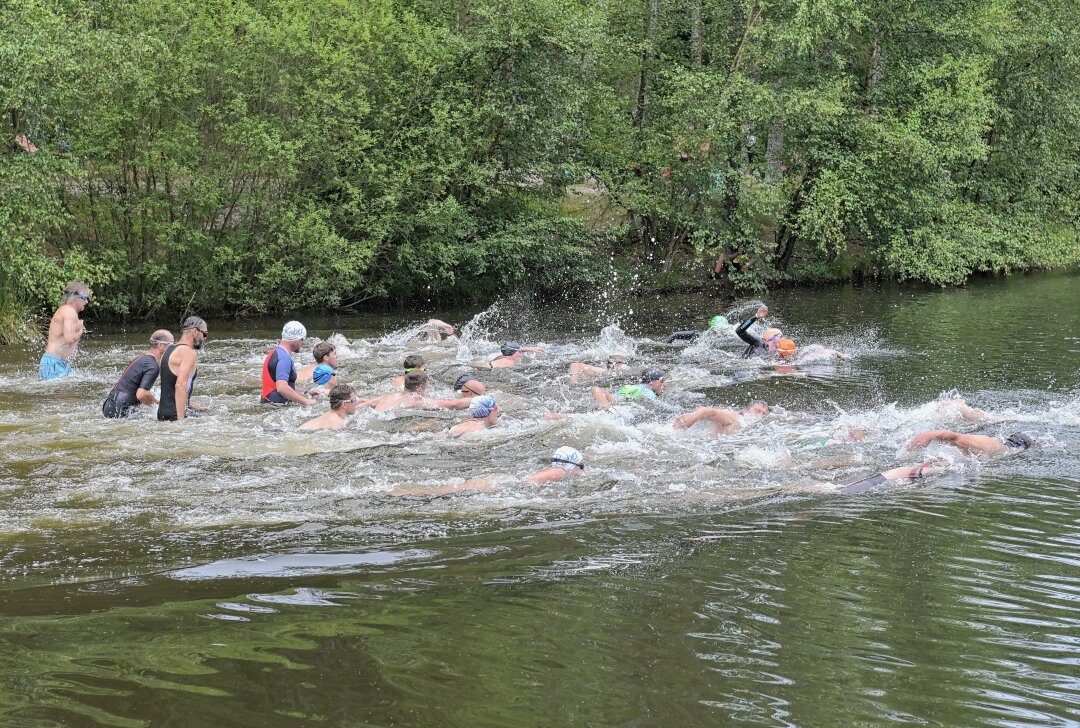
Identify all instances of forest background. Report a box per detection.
[2,0,1078,337]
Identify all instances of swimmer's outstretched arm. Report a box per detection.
[907,430,961,449]
[426,319,454,334]
[735,305,768,348]
[674,407,738,430]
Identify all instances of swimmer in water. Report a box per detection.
[673,400,770,436]
[360,371,459,412]
[526,447,586,485]
[40,281,91,380]
[391,354,425,389]
[840,463,936,494]
[102,329,174,418]
[569,356,629,382]
[486,341,546,369]
[591,368,667,409]
[261,321,317,406]
[424,319,455,342]
[299,385,360,431]
[297,342,339,390]
[435,374,487,410]
[392,445,585,496]
[905,430,1035,457]
[158,316,211,421]
[448,395,500,437]
[735,305,787,358]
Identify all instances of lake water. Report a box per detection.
[1,272,1078,726]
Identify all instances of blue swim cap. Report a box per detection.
[469,395,498,418]
[312,364,335,385]
[500,341,521,357]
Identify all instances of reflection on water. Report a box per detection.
[1,271,1079,726]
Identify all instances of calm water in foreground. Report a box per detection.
[1,272,1079,727]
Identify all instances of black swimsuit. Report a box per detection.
[103,354,160,418]
[157,344,198,421]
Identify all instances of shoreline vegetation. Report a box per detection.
[2,0,1078,341]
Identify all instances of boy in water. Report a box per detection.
[40,281,91,380]
[297,342,339,390]
[299,385,360,431]
[392,354,425,389]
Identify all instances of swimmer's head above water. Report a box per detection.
[500,341,522,357]
[1004,432,1034,452]
[403,354,425,372]
[641,367,667,395]
[469,395,499,419]
[551,446,585,471]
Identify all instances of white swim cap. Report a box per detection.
[282,321,307,341]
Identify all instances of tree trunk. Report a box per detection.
[690,0,702,67]
[632,0,660,128]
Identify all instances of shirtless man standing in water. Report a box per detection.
[40,281,91,380]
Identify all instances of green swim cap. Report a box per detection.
[709,315,730,329]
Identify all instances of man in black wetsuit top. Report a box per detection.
[102,329,174,418]
[159,316,210,421]
[735,305,782,358]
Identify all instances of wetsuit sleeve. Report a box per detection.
[273,348,294,383]
[665,330,701,344]
[136,359,160,391]
[735,317,763,348]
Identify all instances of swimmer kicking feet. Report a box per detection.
[673,400,770,436]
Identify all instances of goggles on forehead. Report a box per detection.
[151,338,174,346]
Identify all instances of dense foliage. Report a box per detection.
[2,0,1078,327]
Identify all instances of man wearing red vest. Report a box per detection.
[261,320,317,406]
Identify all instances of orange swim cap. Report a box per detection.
[762,328,783,343]
[776,338,797,358]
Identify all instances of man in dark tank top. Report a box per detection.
[158,316,211,421]
[102,329,174,418]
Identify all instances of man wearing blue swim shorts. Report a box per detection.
[40,281,91,380]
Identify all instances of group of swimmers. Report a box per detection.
[37,280,1035,493]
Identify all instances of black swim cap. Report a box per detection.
[641,367,666,384]
[501,341,521,357]
[453,374,476,391]
[1005,432,1034,451]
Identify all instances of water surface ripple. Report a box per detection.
[1,272,1079,726]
